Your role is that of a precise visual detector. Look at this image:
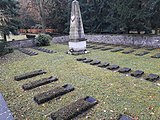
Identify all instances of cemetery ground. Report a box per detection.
[0,43,160,120]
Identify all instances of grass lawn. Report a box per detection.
[0,43,160,120]
[6,34,38,41]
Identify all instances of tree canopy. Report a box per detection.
[19,0,160,34]
[0,0,20,41]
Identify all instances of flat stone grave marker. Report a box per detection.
[107,65,120,70]
[110,48,124,52]
[92,46,104,49]
[118,114,133,120]
[83,59,93,63]
[90,60,101,65]
[121,45,130,48]
[135,51,150,56]
[0,93,14,120]
[34,84,74,104]
[18,48,38,56]
[33,47,56,53]
[86,45,96,48]
[145,74,159,82]
[118,68,131,73]
[22,76,58,90]
[76,58,87,61]
[101,47,113,51]
[151,53,160,58]
[131,70,144,77]
[122,50,135,54]
[98,62,110,68]
[132,46,141,49]
[145,48,156,51]
[14,70,47,81]
[50,96,98,120]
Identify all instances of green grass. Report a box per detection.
[6,34,38,41]
[0,43,160,120]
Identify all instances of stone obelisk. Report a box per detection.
[68,0,87,55]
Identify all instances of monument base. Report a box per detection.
[67,41,89,55]
[69,41,86,51]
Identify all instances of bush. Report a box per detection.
[0,40,13,56]
[34,34,52,46]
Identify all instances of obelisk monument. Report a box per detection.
[68,0,87,54]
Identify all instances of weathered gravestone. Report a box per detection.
[146,48,156,51]
[34,84,74,104]
[151,53,160,58]
[14,70,47,81]
[76,58,86,61]
[118,68,131,73]
[110,48,124,52]
[50,96,98,120]
[135,51,150,56]
[33,47,56,53]
[122,50,135,54]
[98,62,110,68]
[107,65,120,70]
[90,60,101,65]
[145,74,159,82]
[131,70,144,77]
[83,59,93,63]
[0,93,14,120]
[22,76,58,90]
[101,47,113,51]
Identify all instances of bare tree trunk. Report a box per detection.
[40,0,46,33]
[3,33,7,41]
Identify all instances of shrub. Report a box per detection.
[34,34,52,46]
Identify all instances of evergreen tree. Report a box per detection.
[0,0,20,41]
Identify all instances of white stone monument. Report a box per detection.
[68,0,87,54]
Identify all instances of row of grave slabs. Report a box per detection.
[76,58,160,83]
[1,69,136,120]
[87,42,160,58]
[18,47,57,56]
[11,70,99,120]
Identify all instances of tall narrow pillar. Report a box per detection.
[68,0,88,55]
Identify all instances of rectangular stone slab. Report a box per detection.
[98,62,110,68]
[18,48,38,56]
[131,70,144,77]
[22,76,58,90]
[146,48,156,51]
[33,47,56,53]
[101,47,113,51]
[118,114,133,120]
[83,59,93,63]
[122,50,135,54]
[50,96,98,120]
[145,74,159,82]
[76,58,87,61]
[0,93,14,120]
[14,70,47,81]
[90,61,101,65]
[118,68,131,73]
[132,46,141,49]
[34,84,74,104]
[151,53,160,58]
[135,51,150,56]
[107,65,120,70]
[110,48,124,52]
[92,46,104,49]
